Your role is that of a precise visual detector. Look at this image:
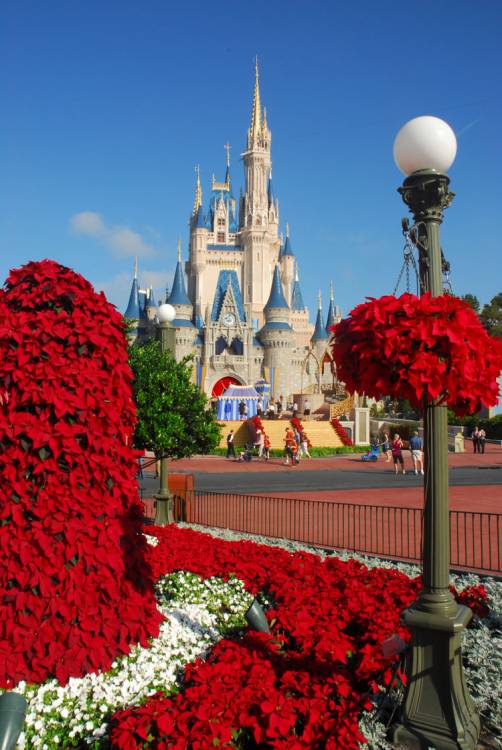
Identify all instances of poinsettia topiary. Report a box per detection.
[330,292,502,416]
[0,259,162,687]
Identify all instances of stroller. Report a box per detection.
[361,443,380,462]
[239,443,255,462]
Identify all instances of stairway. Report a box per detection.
[218,418,343,450]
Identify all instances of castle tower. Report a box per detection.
[240,60,280,326]
[290,261,312,348]
[311,290,328,354]
[279,223,296,305]
[325,280,341,336]
[260,265,293,399]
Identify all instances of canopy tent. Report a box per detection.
[217,385,261,421]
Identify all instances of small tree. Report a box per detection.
[128,340,221,522]
[480,292,502,338]
[461,293,480,314]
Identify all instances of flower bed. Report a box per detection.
[331,417,353,446]
[7,526,501,750]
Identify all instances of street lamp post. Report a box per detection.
[154,303,176,526]
[391,117,480,750]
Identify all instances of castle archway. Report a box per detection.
[211,376,242,398]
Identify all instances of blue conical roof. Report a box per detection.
[280,234,294,257]
[291,278,305,311]
[195,204,206,228]
[124,277,140,319]
[326,298,337,332]
[265,266,289,311]
[311,307,328,342]
[168,260,191,306]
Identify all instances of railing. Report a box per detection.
[177,491,502,576]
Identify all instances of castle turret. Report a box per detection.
[279,223,296,304]
[124,257,140,320]
[311,291,328,349]
[325,280,340,335]
[168,240,193,324]
[259,265,293,398]
[188,166,209,321]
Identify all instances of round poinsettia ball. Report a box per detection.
[0,259,162,687]
[330,292,502,416]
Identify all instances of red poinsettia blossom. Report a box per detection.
[0,260,162,687]
[330,292,502,416]
[331,418,353,446]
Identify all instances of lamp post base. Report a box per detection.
[390,603,480,750]
[153,491,174,526]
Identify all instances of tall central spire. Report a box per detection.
[193,164,202,215]
[249,56,262,145]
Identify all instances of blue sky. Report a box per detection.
[2,0,501,320]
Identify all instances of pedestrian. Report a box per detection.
[257,398,263,416]
[276,399,283,419]
[391,433,406,475]
[255,429,265,458]
[478,428,486,454]
[283,427,296,466]
[267,401,276,419]
[299,430,311,458]
[137,453,144,479]
[226,429,236,459]
[292,401,298,417]
[303,399,311,418]
[472,426,480,453]
[382,432,392,462]
[238,400,246,420]
[263,434,270,461]
[409,430,424,475]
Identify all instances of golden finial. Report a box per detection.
[177,238,182,261]
[250,55,262,143]
[330,280,334,301]
[134,256,138,279]
[193,164,202,215]
[224,142,231,167]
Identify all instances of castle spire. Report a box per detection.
[249,56,262,144]
[312,289,328,342]
[177,238,182,261]
[193,164,202,215]
[224,142,231,185]
[326,280,338,333]
[134,255,138,279]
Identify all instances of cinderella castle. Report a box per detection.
[125,63,342,403]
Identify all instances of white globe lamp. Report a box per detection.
[393,116,457,176]
[157,303,176,324]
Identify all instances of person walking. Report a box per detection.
[263,434,271,461]
[238,400,246,420]
[409,430,424,475]
[472,426,480,453]
[255,429,265,458]
[382,432,392,462]
[257,398,263,416]
[276,399,283,419]
[267,401,276,419]
[283,427,296,466]
[391,433,406,475]
[478,427,486,454]
[226,430,236,459]
[303,399,311,418]
[299,430,311,459]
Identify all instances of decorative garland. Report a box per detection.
[330,292,502,416]
[331,417,353,446]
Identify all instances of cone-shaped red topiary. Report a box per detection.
[0,260,162,687]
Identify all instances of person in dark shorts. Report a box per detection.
[226,430,236,459]
[391,433,406,475]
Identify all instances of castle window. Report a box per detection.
[215,336,227,355]
[230,337,243,355]
[217,218,225,227]
[217,232,225,242]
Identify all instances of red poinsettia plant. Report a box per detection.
[331,417,353,446]
[330,292,502,416]
[0,260,162,687]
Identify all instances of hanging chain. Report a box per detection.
[394,218,453,296]
[393,218,420,296]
